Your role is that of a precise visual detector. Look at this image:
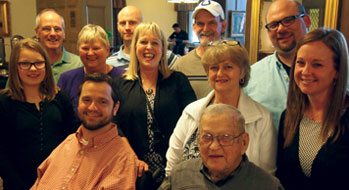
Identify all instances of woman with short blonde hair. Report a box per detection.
[58,24,125,115]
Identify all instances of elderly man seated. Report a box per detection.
[159,104,283,190]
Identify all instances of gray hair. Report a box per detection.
[200,104,245,133]
[35,9,65,29]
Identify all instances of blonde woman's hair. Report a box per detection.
[77,24,110,49]
[1,38,57,101]
[123,22,172,80]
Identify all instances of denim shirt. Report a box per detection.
[243,52,289,131]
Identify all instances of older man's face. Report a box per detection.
[198,113,247,176]
[35,11,65,51]
[193,10,226,46]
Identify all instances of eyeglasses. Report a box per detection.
[265,14,305,31]
[197,132,244,146]
[208,40,240,47]
[17,61,46,70]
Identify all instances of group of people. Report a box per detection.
[0,0,348,190]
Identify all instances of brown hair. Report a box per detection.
[201,42,250,87]
[283,27,349,147]
[1,38,57,101]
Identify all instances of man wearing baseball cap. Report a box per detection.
[171,0,226,99]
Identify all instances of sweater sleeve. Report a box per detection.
[0,94,27,190]
[165,111,196,176]
[258,110,277,174]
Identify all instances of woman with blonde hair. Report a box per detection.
[113,22,196,189]
[58,24,125,115]
[165,40,276,176]
[0,38,77,190]
[276,28,349,190]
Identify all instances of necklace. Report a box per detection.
[145,88,153,95]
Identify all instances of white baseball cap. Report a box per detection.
[192,0,224,20]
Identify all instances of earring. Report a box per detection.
[333,78,337,85]
[239,78,245,85]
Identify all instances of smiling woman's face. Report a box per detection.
[79,39,110,73]
[136,31,163,70]
[17,48,46,88]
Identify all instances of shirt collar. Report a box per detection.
[117,44,130,61]
[75,123,119,148]
[200,154,248,186]
[53,47,66,65]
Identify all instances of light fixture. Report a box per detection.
[168,0,199,3]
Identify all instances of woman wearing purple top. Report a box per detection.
[58,24,125,115]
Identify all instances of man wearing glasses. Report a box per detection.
[159,104,282,190]
[171,0,227,99]
[35,9,83,84]
[244,0,311,130]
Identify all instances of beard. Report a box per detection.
[277,40,297,52]
[79,113,113,131]
[199,31,216,46]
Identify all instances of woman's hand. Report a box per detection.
[136,159,149,177]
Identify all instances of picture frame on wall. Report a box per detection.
[0,1,10,36]
[228,10,246,38]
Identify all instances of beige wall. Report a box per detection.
[3,0,37,61]
[126,0,177,39]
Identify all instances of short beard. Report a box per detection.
[80,117,112,131]
[278,40,296,52]
[199,32,215,46]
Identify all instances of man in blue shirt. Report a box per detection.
[244,0,311,130]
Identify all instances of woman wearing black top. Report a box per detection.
[113,22,196,189]
[0,39,77,190]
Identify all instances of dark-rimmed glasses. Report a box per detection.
[197,132,244,146]
[208,40,241,47]
[265,14,305,31]
[18,61,46,70]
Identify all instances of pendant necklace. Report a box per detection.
[145,88,153,95]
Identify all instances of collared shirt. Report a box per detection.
[31,124,137,190]
[51,48,83,84]
[160,156,283,190]
[106,45,179,69]
[106,45,130,69]
[243,52,289,131]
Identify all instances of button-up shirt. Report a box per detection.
[243,52,289,131]
[31,124,137,190]
[51,48,83,84]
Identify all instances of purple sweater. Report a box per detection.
[57,66,125,115]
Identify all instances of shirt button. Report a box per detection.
[94,145,97,148]
[71,168,75,173]
[80,151,84,155]
[61,187,65,190]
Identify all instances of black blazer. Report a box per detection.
[113,71,196,160]
[276,109,349,190]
